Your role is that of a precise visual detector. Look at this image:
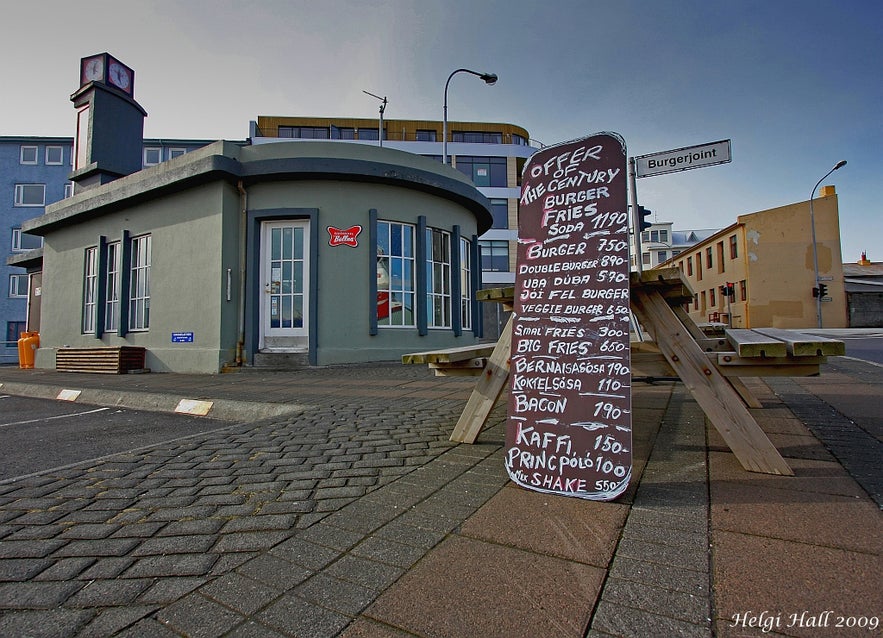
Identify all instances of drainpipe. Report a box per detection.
[236,180,248,365]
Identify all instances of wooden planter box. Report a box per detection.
[56,347,147,374]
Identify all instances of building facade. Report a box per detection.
[1,136,212,362]
[632,220,720,270]
[251,116,538,338]
[21,141,493,373]
[665,187,847,329]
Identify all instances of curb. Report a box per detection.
[0,381,309,422]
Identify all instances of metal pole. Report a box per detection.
[809,160,847,329]
[629,157,642,275]
[362,91,387,148]
[628,157,645,342]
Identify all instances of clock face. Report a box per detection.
[82,56,104,83]
[108,61,131,92]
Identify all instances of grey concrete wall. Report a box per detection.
[35,183,230,373]
[247,180,482,366]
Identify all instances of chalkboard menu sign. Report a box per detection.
[505,133,632,501]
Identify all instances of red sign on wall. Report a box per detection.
[505,132,632,501]
[327,225,362,247]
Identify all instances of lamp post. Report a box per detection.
[443,68,497,165]
[809,160,847,328]
[363,90,387,147]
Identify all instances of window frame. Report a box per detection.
[479,240,509,272]
[143,147,162,166]
[128,234,151,331]
[425,227,452,329]
[459,236,472,331]
[83,247,98,333]
[729,234,738,259]
[8,274,28,298]
[11,228,43,252]
[14,184,46,207]
[105,241,121,332]
[20,146,38,165]
[45,145,64,165]
[376,221,416,328]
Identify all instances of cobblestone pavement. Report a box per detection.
[0,367,505,637]
[0,359,880,638]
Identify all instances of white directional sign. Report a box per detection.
[635,139,731,178]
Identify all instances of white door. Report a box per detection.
[260,221,309,351]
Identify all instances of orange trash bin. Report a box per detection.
[17,332,39,369]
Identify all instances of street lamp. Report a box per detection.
[363,90,387,147]
[442,68,497,165]
[809,159,847,328]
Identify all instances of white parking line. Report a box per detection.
[0,407,110,428]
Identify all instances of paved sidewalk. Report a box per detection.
[0,359,880,637]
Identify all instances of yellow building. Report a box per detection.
[663,186,847,329]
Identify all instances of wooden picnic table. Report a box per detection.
[404,268,845,476]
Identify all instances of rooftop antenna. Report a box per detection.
[363,90,387,147]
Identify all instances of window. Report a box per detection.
[659,229,669,243]
[143,147,162,166]
[168,148,187,160]
[658,250,668,262]
[11,228,43,252]
[460,237,473,331]
[710,287,716,307]
[426,228,452,328]
[20,146,38,164]
[717,242,725,273]
[45,146,64,165]
[9,274,28,298]
[641,231,650,242]
[740,279,747,301]
[453,156,507,187]
[83,247,98,333]
[480,240,509,272]
[642,252,651,265]
[729,235,738,259]
[129,235,151,331]
[64,183,75,198]
[105,242,121,332]
[358,129,380,141]
[512,133,528,146]
[416,129,437,142]
[693,293,699,311]
[377,221,415,327]
[6,321,26,344]
[706,246,713,269]
[14,184,46,206]
[696,253,703,281]
[278,126,329,139]
[649,229,668,243]
[452,131,502,144]
[489,199,509,229]
[686,256,693,276]
[333,127,356,140]
[700,290,706,312]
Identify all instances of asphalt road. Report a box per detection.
[839,334,883,365]
[0,395,234,482]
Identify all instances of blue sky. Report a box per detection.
[3,0,880,262]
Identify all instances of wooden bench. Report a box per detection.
[56,347,147,374]
[402,344,496,377]
[404,271,846,476]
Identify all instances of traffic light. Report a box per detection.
[638,205,652,231]
[812,286,820,298]
[722,282,735,299]
[818,283,828,298]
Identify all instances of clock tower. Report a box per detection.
[70,53,147,193]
